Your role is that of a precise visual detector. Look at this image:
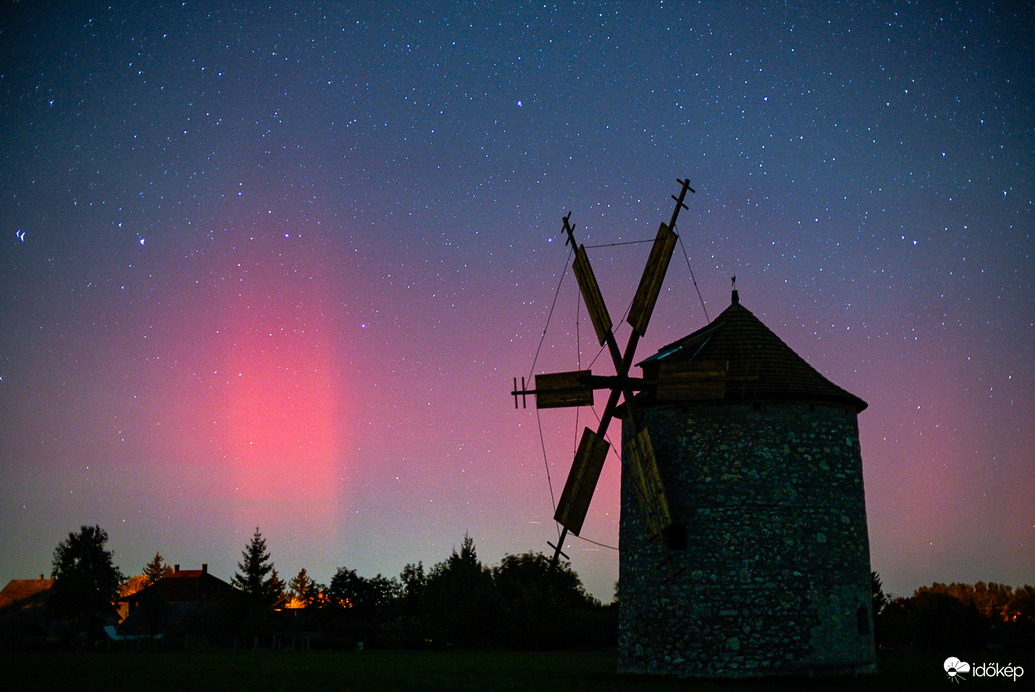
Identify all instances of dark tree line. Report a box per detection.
[280,533,615,650]
[57,527,1035,654]
[36,525,612,650]
[873,574,1035,651]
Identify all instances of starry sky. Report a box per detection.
[1,2,1032,602]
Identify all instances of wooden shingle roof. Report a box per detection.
[639,291,867,412]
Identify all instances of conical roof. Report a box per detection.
[638,291,867,412]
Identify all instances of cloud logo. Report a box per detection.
[944,657,971,683]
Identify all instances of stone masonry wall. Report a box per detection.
[618,402,876,678]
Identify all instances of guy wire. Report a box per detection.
[526,245,574,382]
[584,238,655,249]
[676,225,710,323]
[535,405,559,532]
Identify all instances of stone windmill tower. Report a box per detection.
[618,286,876,678]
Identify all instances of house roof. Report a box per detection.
[638,290,867,412]
[0,578,53,609]
[121,567,237,604]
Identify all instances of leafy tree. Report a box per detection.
[1008,585,1035,648]
[876,582,1035,651]
[325,566,400,645]
[399,562,426,611]
[382,562,429,647]
[1010,585,1035,623]
[328,567,399,612]
[328,566,368,610]
[368,574,402,610]
[231,527,281,606]
[493,552,605,649]
[879,589,985,650]
[49,525,126,645]
[142,552,174,586]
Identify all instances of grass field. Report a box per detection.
[2,649,1030,691]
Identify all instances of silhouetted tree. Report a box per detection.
[1010,585,1035,623]
[328,566,367,610]
[876,581,1035,652]
[383,562,429,647]
[142,552,173,586]
[288,568,319,607]
[325,566,400,645]
[1008,585,1035,648]
[228,528,285,646]
[879,590,985,650]
[231,527,281,606]
[423,532,498,647]
[268,568,287,606]
[48,525,126,646]
[493,552,604,649]
[367,574,402,610]
[400,562,426,608]
[871,571,889,618]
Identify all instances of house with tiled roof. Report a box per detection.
[118,564,240,638]
[0,575,53,609]
[0,575,55,649]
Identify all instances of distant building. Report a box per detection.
[118,564,239,638]
[0,575,55,649]
[0,575,53,609]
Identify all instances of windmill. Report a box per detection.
[512,179,695,567]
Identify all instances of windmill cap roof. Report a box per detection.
[638,292,867,412]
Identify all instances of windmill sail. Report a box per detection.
[628,222,678,337]
[554,428,609,536]
[626,428,671,536]
[573,246,613,347]
[534,370,594,409]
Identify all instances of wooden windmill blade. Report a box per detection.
[533,371,595,408]
[629,179,693,336]
[573,248,613,347]
[626,428,672,536]
[554,428,610,535]
[628,222,678,337]
[611,180,694,534]
[511,370,596,409]
[564,215,613,347]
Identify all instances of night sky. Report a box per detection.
[2,2,1032,602]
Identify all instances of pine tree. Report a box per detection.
[424,532,497,646]
[267,568,286,606]
[289,568,319,607]
[231,527,279,605]
[142,552,173,586]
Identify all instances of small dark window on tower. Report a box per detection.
[752,402,762,411]
[664,523,687,551]
[856,607,870,635]
[808,404,816,412]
